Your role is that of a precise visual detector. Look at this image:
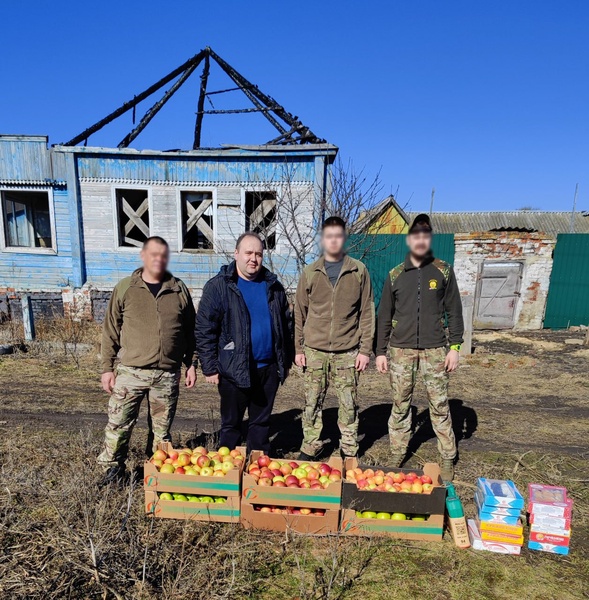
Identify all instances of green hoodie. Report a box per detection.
[101,269,197,373]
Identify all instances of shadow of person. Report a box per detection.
[407,398,478,457]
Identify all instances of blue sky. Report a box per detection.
[0,1,587,212]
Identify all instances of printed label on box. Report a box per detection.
[528,540,570,555]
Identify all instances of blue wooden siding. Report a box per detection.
[0,188,74,289]
[1,138,334,292]
[76,154,316,184]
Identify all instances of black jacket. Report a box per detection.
[195,262,294,388]
[375,253,464,354]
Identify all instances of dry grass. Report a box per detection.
[0,327,588,598]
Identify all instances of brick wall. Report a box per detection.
[454,232,555,330]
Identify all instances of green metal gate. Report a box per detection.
[348,234,455,307]
[544,234,589,328]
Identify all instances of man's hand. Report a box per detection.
[355,353,370,372]
[101,372,116,393]
[205,373,220,384]
[185,365,197,388]
[295,353,306,368]
[375,355,388,374]
[444,349,460,372]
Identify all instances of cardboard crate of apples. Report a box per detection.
[242,451,343,510]
[341,459,446,516]
[241,501,339,535]
[145,492,240,523]
[340,509,445,541]
[144,442,246,497]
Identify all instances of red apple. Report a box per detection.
[287,483,300,488]
[279,464,292,476]
[299,481,311,489]
[392,472,405,484]
[273,481,287,487]
[289,461,299,469]
[356,478,368,489]
[268,460,282,471]
[400,481,412,492]
[318,463,332,476]
[420,475,433,484]
[175,467,185,475]
[257,455,271,468]
[168,450,179,461]
[285,475,299,486]
[197,455,211,468]
[328,469,342,481]
[258,477,273,486]
[411,481,423,494]
[307,469,320,480]
[153,449,168,462]
[310,482,322,490]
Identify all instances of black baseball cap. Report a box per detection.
[408,213,433,234]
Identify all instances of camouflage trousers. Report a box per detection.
[97,365,180,469]
[388,347,456,460]
[300,347,359,457]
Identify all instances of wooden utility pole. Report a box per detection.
[429,188,436,216]
[570,183,579,233]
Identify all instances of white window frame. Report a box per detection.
[111,185,153,251]
[0,186,57,254]
[176,188,217,253]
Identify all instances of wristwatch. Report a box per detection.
[450,344,462,352]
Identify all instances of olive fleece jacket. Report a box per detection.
[101,269,197,373]
[295,255,375,356]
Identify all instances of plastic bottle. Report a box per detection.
[446,484,471,548]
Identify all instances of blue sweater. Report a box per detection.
[237,275,274,368]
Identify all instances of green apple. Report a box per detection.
[173,494,188,502]
[200,496,214,503]
[214,497,227,503]
[412,514,427,521]
[361,511,377,519]
[391,512,406,520]
[188,496,201,502]
[159,492,173,501]
[376,512,391,519]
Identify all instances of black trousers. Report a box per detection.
[218,364,280,455]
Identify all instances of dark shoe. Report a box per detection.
[98,466,126,488]
[389,453,405,468]
[297,451,316,462]
[440,458,455,482]
[340,449,357,461]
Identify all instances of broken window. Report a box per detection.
[245,191,277,250]
[181,191,214,250]
[116,188,150,247]
[2,190,53,249]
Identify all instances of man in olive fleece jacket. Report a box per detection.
[98,237,197,485]
[295,217,374,460]
[375,214,463,481]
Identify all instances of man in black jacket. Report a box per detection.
[375,214,464,481]
[196,232,293,454]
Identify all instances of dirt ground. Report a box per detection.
[0,330,587,599]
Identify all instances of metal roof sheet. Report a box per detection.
[407,212,589,235]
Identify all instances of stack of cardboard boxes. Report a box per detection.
[468,478,524,554]
[527,484,573,555]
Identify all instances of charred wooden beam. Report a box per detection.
[193,54,211,149]
[63,49,207,146]
[119,58,203,148]
[207,48,324,144]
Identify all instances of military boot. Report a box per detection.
[440,458,455,482]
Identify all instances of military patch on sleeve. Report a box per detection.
[433,258,451,281]
[429,278,438,290]
[389,263,405,286]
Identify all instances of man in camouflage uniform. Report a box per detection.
[98,236,197,485]
[375,214,464,481]
[295,217,374,460]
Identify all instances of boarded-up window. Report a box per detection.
[2,190,52,248]
[245,191,277,250]
[116,189,150,247]
[181,191,214,250]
